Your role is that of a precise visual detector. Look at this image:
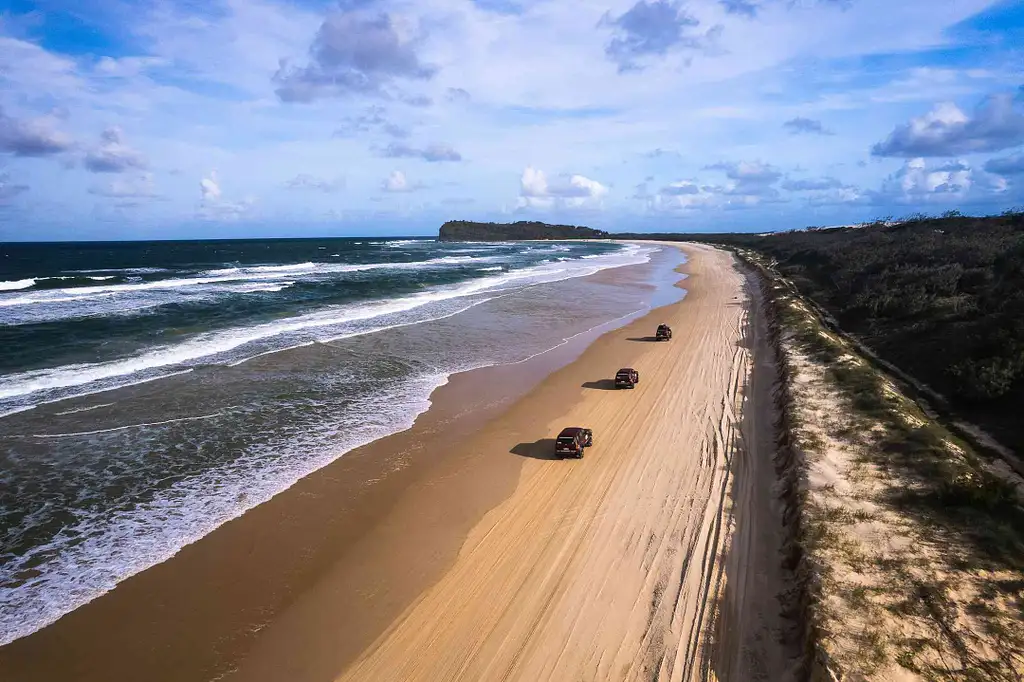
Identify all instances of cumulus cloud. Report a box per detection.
[200,171,222,202]
[600,0,719,72]
[0,107,74,157]
[0,171,29,201]
[274,10,436,102]
[382,170,423,192]
[871,93,1024,157]
[647,161,788,211]
[984,153,1024,175]
[887,158,972,196]
[783,117,833,135]
[198,171,254,220]
[84,127,147,173]
[870,157,1007,204]
[285,174,344,192]
[518,166,609,209]
[782,176,844,191]
[89,172,160,198]
[381,142,462,162]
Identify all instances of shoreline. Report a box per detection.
[0,240,667,647]
[319,242,757,681]
[0,245,691,681]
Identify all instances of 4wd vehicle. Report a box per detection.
[656,324,672,341]
[555,427,593,459]
[615,368,639,389]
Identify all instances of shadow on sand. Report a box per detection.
[581,379,618,390]
[626,336,662,342]
[510,439,561,460]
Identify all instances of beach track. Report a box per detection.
[331,243,757,682]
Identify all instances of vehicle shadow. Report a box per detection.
[582,379,618,390]
[510,439,561,460]
[626,336,661,342]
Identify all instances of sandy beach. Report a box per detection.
[1,242,782,682]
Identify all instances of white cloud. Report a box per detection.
[870,157,1007,205]
[650,181,719,210]
[200,171,222,202]
[517,166,609,209]
[872,93,1024,157]
[198,170,254,220]
[382,170,423,192]
[894,158,972,196]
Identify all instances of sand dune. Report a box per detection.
[326,243,754,681]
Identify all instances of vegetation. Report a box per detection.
[438,220,608,241]
[747,251,1024,680]
[626,210,1024,454]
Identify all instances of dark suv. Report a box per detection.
[615,368,639,389]
[555,427,593,459]
[656,324,672,341]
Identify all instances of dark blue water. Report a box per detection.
[0,236,671,645]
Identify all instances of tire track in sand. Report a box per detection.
[335,243,752,682]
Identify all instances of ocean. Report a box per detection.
[0,237,673,644]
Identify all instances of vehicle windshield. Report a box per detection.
[557,437,575,442]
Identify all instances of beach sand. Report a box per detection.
[1,243,785,682]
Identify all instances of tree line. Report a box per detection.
[624,210,1024,453]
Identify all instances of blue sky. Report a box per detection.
[0,0,1022,239]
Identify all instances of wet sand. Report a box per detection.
[0,243,783,682]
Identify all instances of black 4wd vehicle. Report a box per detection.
[555,427,593,459]
[615,367,639,389]
[656,324,672,341]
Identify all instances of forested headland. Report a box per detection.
[438,220,608,241]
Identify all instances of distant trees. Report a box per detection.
[625,212,1024,453]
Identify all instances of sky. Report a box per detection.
[0,0,1022,240]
